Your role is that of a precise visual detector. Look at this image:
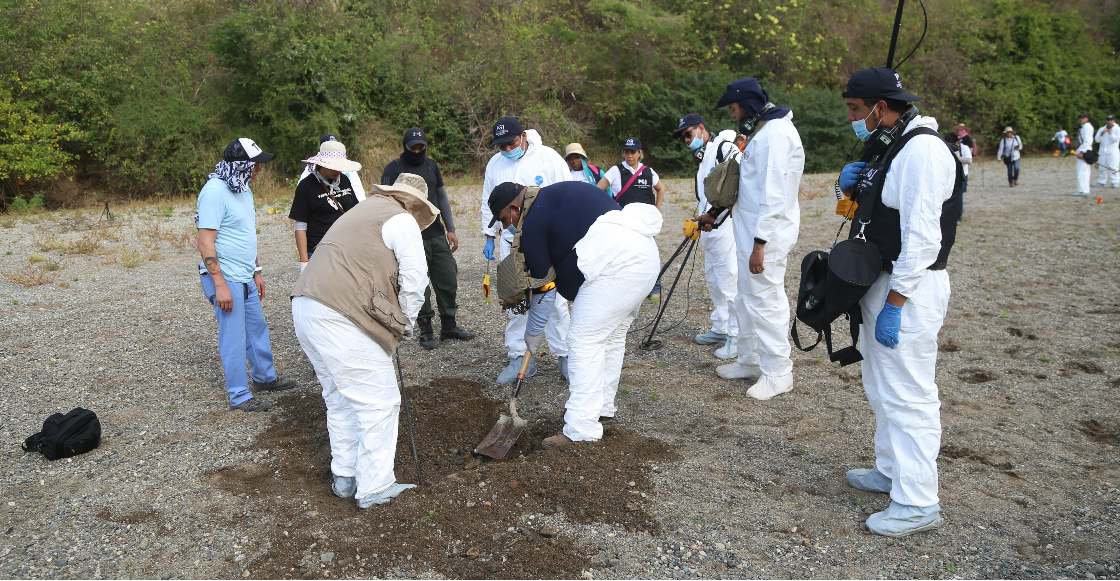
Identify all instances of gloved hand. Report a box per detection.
[483,237,495,260]
[838,162,870,192]
[300,261,308,273]
[401,324,414,341]
[875,302,903,349]
[524,332,545,354]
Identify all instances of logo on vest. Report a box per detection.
[534,175,544,186]
[637,178,649,186]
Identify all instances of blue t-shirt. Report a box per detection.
[520,181,621,301]
[196,177,257,283]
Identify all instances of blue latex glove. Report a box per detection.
[838,162,871,192]
[483,237,495,260]
[875,302,903,349]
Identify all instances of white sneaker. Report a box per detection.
[716,361,761,380]
[746,373,793,400]
[713,339,738,360]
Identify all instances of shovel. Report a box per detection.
[474,348,532,459]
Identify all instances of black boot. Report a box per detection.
[418,317,438,350]
[439,316,476,341]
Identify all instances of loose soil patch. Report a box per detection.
[208,378,678,579]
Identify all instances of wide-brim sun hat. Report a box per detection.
[1004,126,1014,133]
[301,141,362,173]
[372,173,439,230]
[565,143,588,159]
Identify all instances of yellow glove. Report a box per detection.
[683,218,700,240]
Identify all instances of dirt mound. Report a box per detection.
[208,378,678,579]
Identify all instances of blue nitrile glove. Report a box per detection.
[483,237,495,260]
[875,302,903,349]
[838,162,871,192]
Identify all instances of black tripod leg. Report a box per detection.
[640,237,698,350]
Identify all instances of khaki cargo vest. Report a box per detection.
[291,196,409,353]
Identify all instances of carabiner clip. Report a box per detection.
[855,219,870,241]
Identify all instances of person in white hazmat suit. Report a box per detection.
[1075,113,1094,197]
[1093,115,1120,188]
[290,174,435,508]
[487,180,660,448]
[479,116,574,384]
[698,79,804,400]
[672,113,740,358]
[836,67,959,536]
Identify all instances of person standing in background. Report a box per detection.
[674,113,741,359]
[945,134,971,221]
[298,135,366,200]
[564,143,605,186]
[954,124,977,157]
[597,137,667,301]
[996,127,1022,187]
[1075,114,1094,197]
[479,116,573,384]
[1093,115,1120,188]
[197,138,297,412]
[290,141,364,272]
[1053,126,1068,155]
[382,127,475,350]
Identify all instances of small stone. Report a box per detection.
[338,558,354,567]
[320,552,334,563]
[1092,566,1107,576]
[539,526,557,538]
[465,546,480,557]
[140,538,150,550]
[581,571,593,579]
[465,501,476,508]
[628,481,636,487]
[715,543,726,551]
[508,480,520,489]
[1084,573,1095,580]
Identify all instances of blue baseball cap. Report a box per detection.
[491,117,524,146]
[841,67,921,101]
[621,137,642,151]
[672,114,707,139]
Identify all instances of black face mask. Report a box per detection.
[402,147,426,166]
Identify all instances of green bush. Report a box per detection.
[8,193,45,214]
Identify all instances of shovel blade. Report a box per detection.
[474,413,528,459]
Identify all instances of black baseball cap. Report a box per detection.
[841,67,921,102]
[223,138,274,163]
[1109,115,1116,120]
[672,114,706,138]
[403,127,427,147]
[487,182,524,227]
[1079,113,1089,119]
[320,135,338,144]
[621,137,642,151]
[491,117,524,146]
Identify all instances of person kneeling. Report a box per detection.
[290,174,436,508]
[488,180,662,449]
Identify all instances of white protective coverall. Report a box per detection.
[480,129,573,358]
[291,213,427,500]
[732,112,804,382]
[696,130,740,337]
[1077,122,1095,194]
[525,204,662,441]
[1095,124,1120,187]
[858,115,954,509]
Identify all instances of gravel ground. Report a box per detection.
[1,156,1118,580]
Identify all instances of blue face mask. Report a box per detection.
[688,137,703,151]
[501,144,525,161]
[852,105,878,142]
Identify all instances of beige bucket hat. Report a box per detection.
[1003,126,1014,133]
[371,173,439,230]
[564,143,588,159]
[301,141,362,173]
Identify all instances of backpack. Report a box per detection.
[587,164,604,183]
[495,187,557,313]
[22,408,101,460]
[702,123,765,208]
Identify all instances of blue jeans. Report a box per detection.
[200,273,277,405]
[1005,159,1019,184]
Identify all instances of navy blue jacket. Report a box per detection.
[520,181,621,301]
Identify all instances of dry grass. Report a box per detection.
[33,232,68,252]
[3,258,64,286]
[65,232,102,255]
[119,246,147,268]
[92,223,123,242]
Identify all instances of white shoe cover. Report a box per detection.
[716,361,761,380]
[846,468,892,493]
[745,373,793,400]
[332,474,356,499]
[714,339,738,360]
[357,483,416,508]
[497,356,537,384]
[865,501,944,537]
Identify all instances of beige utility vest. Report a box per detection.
[291,196,408,353]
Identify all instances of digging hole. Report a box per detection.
[958,369,998,384]
[208,378,678,579]
[1079,420,1120,445]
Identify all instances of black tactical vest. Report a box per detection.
[615,164,656,208]
[850,127,963,272]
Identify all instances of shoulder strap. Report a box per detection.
[857,126,941,222]
[616,164,646,201]
[318,181,347,214]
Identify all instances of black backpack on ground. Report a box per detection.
[22,408,101,460]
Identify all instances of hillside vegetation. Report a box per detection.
[2,0,1119,205]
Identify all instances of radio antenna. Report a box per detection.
[885,0,906,68]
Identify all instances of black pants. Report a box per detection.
[418,235,459,320]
